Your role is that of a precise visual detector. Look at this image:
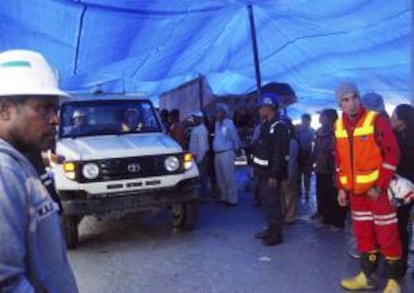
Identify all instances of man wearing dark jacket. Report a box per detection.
[251,93,290,246]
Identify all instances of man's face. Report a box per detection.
[390,110,405,131]
[302,117,311,128]
[340,92,360,118]
[7,96,59,151]
[126,113,139,129]
[258,105,274,121]
[215,110,225,121]
[73,116,85,127]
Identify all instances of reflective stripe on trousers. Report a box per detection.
[349,193,402,258]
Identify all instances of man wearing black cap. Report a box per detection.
[251,93,290,246]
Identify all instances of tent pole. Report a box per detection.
[411,0,414,105]
[198,74,204,110]
[74,5,87,74]
[247,5,262,101]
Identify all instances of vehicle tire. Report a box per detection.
[171,201,198,231]
[63,216,79,249]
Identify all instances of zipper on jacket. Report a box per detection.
[349,127,354,187]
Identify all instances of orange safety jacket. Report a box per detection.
[335,110,382,194]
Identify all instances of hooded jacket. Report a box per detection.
[0,139,77,292]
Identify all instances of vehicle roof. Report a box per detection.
[64,93,149,103]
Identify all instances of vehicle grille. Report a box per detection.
[79,154,184,182]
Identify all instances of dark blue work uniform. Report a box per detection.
[252,118,290,243]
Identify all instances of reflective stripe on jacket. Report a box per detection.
[251,119,289,180]
[335,110,382,194]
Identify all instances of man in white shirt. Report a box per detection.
[213,104,240,205]
[189,111,209,199]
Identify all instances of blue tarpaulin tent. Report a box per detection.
[0,0,411,117]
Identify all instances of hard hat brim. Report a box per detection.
[3,87,69,101]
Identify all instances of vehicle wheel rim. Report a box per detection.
[171,204,184,222]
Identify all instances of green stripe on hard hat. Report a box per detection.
[0,60,31,68]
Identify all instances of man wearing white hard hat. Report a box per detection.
[70,109,88,135]
[0,49,78,292]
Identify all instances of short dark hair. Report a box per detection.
[395,104,414,132]
[301,113,311,121]
[321,109,338,125]
[160,109,169,117]
[170,109,180,120]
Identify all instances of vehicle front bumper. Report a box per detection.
[61,178,199,216]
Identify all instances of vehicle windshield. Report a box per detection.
[59,99,162,138]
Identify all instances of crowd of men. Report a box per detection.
[161,84,414,293]
[0,49,413,293]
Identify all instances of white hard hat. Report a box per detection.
[72,110,86,119]
[191,110,203,118]
[0,49,68,98]
[388,175,414,205]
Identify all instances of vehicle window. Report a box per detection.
[59,100,162,138]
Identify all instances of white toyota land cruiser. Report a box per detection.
[53,94,199,248]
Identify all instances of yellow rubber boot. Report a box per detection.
[383,258,402,293]
[340,272,377,291]
[383,279,401,293]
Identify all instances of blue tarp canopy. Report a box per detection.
[0,0,411,117]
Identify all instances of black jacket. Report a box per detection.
[252,118,290,180]
[395,129,414,182]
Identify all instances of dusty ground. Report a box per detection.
[68,169,414,293]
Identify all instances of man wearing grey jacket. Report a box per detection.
[0,49,78,292]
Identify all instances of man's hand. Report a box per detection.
[268,178,278,188]
[337,189,348,207]
[367,186,382,200]
[43,150,65,167]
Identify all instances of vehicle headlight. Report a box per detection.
[82,163,100,179]
[164,156,180,172]
[63,161,77,180]
[183,153,193,170]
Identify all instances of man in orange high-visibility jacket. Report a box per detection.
[334,82,402,293]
